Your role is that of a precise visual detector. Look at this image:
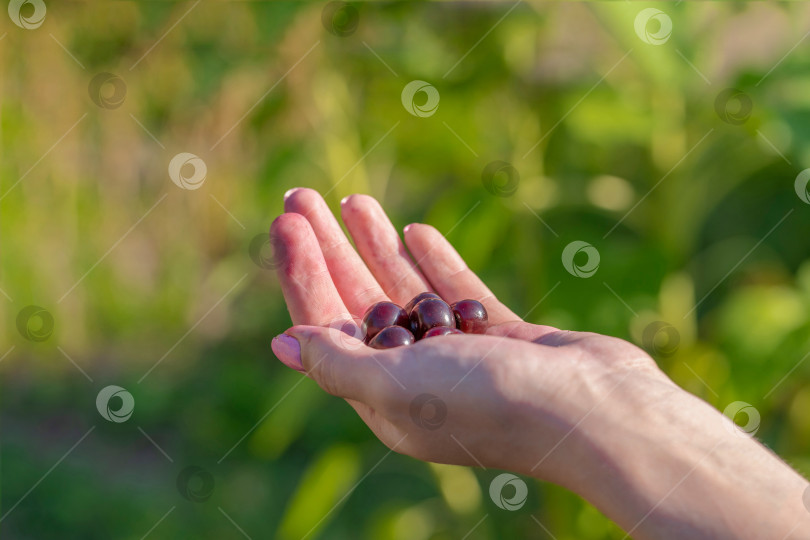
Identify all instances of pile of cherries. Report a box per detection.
[362,292,488,349]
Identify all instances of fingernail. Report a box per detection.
[271,334,304,372]
[283,188,301,202]
[404,223,415,234]
[340,195,351,206]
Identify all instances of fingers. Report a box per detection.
[271,325,400,438]
[283,325,398,404]
[272,325,408,449]
[270,213,350,326]
[283,188,388,317]
[403,223,520,325]
[340,194,432,307]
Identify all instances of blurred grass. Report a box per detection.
[3,1,810,539]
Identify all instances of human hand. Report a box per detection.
[269,188,670,486]
[269,188,810,539]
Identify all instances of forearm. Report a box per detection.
[564,373,810,539]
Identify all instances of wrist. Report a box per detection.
[564,371,810,539]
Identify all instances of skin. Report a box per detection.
[271,187,810,539]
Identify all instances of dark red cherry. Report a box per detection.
[404,292,442,314]
[362,301,409,341]
[423,326,464,338]
[409,298,455,339]
[367,325,414,349]
[451,299,488,334]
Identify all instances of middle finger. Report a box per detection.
[340,194,432,307]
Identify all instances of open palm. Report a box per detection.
[270,188,662,478]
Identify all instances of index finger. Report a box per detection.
[283,188,388,317]
[270,212,350,327]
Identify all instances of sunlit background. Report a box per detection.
[3,1,810,538]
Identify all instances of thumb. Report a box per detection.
[272,323,377,401]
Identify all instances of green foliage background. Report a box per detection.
[3,1,810,538]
